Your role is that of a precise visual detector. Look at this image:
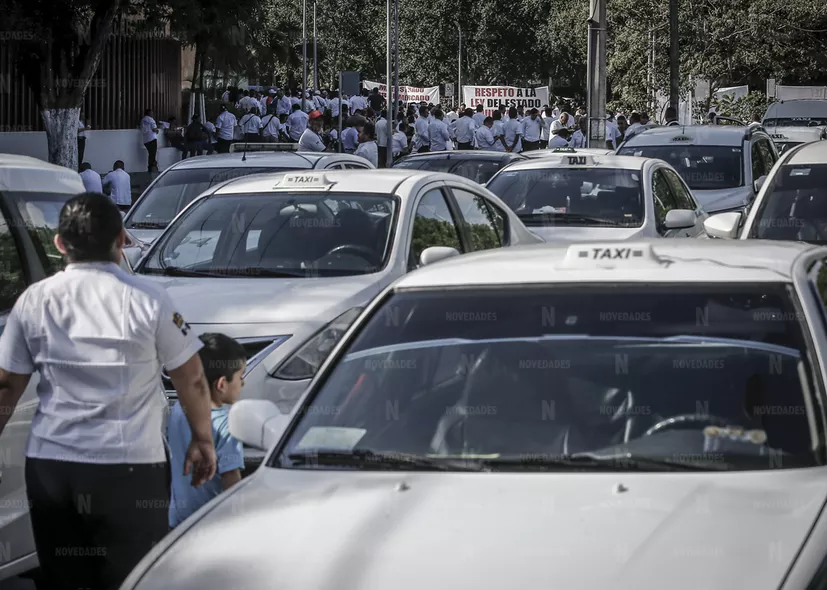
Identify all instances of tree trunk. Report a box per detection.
[41,107,81,170]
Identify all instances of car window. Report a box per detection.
[278,284,817,472]
[618,145,744,189]
[449,188,502,251]
[652,169,678,233]
[449,160,502,184]
[751,142,767,181]
[757,139,777,173]
[344,163,369,169]
[412,159,457,174]
[661,169,697,211]
[392,159,425,170]
[408,189,463,271]
[143,192,397,277]
[0,210,27,312]
[749,163,827,243]
[4,191,74,277]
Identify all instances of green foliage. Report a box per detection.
[710,92,778,123]
[410,217,461,263]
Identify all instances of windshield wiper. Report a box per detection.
[519,213,621,226]
[285,449,486,471]
[127,221,168,229]
[145,266,224,277]
[475,452,728,472]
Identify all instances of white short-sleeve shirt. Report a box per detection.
[0,262,203,464]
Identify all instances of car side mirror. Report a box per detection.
[124,247,142,268]
[754,175,767,193]
[229,399,291,451]
[664,209,696,230]
[420,246,460,267]
[703,211,742,239]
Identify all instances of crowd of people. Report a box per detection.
[134,85,684,171]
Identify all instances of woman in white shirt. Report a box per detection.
[354,121,378,167]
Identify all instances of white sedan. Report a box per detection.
[124,238,827,590]
[485,152,707,242]
[133,169,541,444]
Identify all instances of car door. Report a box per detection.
[661,168,705,236]
[446,186,507,250]
[651,168,681,237]
[0,206,38,572]
[407,188,467,271]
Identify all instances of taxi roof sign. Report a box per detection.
[551,147,577,153]
[277,172,334,189]
[561,243,667,269]
[670,135,694,142]
[559,154,597,166]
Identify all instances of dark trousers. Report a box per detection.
[458,142,473,150]
[26,457,169,590]
[183,141,203,159]
[377,146,387,167]
[522,140,539,152]
[539,140,548,149]
[216,138,232,153]
[77,137,86,164]
[416,145,430,153]
[144,139,158,172]
[244,132,260,143]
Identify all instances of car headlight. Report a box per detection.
[273,307,363,380]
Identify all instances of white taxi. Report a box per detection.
[134,169,541,427]
[617,124,778,214]
[124,239,827,590]
[705,140,827,242]
[484,152,707,242]
[766,128,825,155]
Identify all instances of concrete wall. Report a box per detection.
[0,130,181,174]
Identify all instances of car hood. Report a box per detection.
[142,275,381,325]
[129,468,827,590]
[527,226,646,242]
[694,187,753,213]
[126,228,164,245]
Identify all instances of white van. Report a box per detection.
[762,99,827,153]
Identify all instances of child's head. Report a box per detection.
[198,333,246,405]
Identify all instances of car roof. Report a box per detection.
[211,168,473,195]
[784,141,827,164]
[764,99,827,119]
[495,154,649,172]
[397,151,517,163]
[620,125,752,146]
[163,151,359,170]
[395,239,821,289]
[0,153,85,193]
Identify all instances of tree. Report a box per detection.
[8,0,128,169]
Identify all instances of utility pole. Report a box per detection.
[386,0,393,167]
[669,0,679,116]
[313,0,318,91]
[586,0,606,147]
[302,0,308,111]
[456,24,462,108]
[393,0,399,127]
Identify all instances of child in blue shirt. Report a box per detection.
[167,333,246,528]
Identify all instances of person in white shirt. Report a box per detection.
[102,160,132,211]
[520,108,543,151]
[79,162,102,193]
[354,121,378,167]
[454,108,477,150]
[287,104,309,142]
[429,109,452,152]
[569,117,587,148]
[491,111,508,152]
[260,109,280,142]
[413,105,431,153]
[341,119,360,153]
[375,111,390,167]
[214,105,237,153]
[139,109,159,172]
[0,193,215,590]
[350,90,368,114]
[328,91,344,119]
[605,114,620,150]
[298,111,327,151]
[239,108,262,142]
[624,112,645,141]
[547,128,571,149]
[258,93,268,116]
[503,107,523,152]
[392,121,409,159]
[540,107,554,149]
[275,89,292,117]
[475,117,496,150]
[472,105,487,128]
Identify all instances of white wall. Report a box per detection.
[0,130,181,174]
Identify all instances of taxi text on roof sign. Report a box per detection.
[279,173,333,189]
[560,243,667,268]
[671,135,693,142]
[561,154,596,166]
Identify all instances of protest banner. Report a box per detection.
[463,86,550,117]
[363,80,440,105]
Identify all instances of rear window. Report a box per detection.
[764,118,827,127]
[618,145,744,190]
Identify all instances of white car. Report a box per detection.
[123,151,375,247]
[484,152,707,242]
[0,154,141,582]
[617,124,778,214]
[705,140,827,242]
[124,238,827,590]
[766,127,825,155]
[133,168,542,442]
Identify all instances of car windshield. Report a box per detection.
[4,191,71,276]
[485,168,643,227]
[125,167,292,229]
[749,163,827,243]
[277,285,820,472]
[618,145,744,189]
[764,117,827,127]
[394,158,454,173]
[141,192,396,277]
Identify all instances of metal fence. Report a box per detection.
[0,35,182,131]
